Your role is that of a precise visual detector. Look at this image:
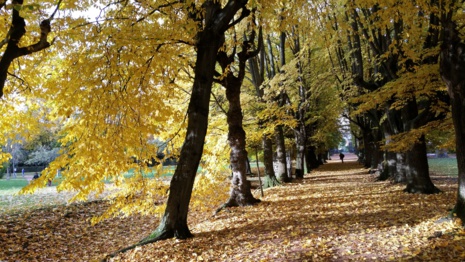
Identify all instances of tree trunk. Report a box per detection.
[362,130,373,168]
[275,125,290,182]
[272,27,290,183]
[440,15,465,221]
[294,128,306,178]
[262,136,280,188]
[306,146,320,171]
[403,135,440,194]
[394,153,407,183]
[221,47,260,207]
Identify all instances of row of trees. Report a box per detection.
[1,0,465,258]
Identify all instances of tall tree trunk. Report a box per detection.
[291,32,308,180]
[294,127,306,178]
[440,12,465,221]
[248,30,280,189]
[218,26,261,207]
[272,28,290,182]
[223,77,260,206]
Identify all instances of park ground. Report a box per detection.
[1,155,465,261]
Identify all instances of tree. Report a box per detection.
[102,1,251,258]
[25,146,59,166]
[439,0,465,222]
[216,23,261,207]
[246,30,281,188]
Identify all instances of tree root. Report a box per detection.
[262,176,281,189]
[214,197,261,216]
[101,228,176,262]
[403,185,441,194]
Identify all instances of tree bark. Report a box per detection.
[440,13,465,221]
[401,99,440,194]
[306,146,320,171]
[275,125,290,182]
[262,136,280,188]
[404,135,440,194]
[272,27,290,183]
[224,79,260,206]
[219,26,261,207]
[294,127,306,178]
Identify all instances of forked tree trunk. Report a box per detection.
[224,77,260,206]
[219,28,261,207]
[0,0,56,97]
[440,14,465,221]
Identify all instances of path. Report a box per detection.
[0,157,463,261]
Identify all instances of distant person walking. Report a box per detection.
[339,152,345,163]
[21,168,25,177]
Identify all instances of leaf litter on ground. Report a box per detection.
[1,159,465,261]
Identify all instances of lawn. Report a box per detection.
[428,157,458,176]
[0,165,178,215]
[0,178,29,194]
[0,177,77,215]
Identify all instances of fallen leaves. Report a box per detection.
[1,160,464,261]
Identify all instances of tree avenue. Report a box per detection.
[2,0,465,260]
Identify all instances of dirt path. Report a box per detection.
[1,158,463,261]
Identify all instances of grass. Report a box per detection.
[0,166,178,215]
[0,175,78,214]
[428,157,458,176]
[0,178,29,194]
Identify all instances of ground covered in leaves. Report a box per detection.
[1,157,465,261]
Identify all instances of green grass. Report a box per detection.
[0,178,29,194]
[428,157,458,176]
